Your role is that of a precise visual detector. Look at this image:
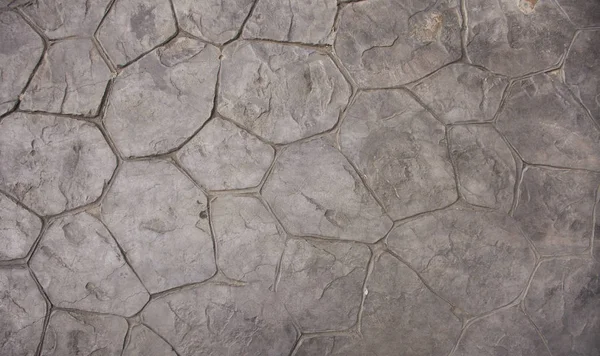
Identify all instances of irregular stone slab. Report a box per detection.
[496,74,600,171]
[278,238,370,332]
[41,310,127,356]
[0,0,32,7]
[263,138,392,242]
[0,11,43,116]
[555,0,600,27]
[339,90,457,220]
[123,324,177,356]
[448,124,516,212]
[524,258,600,356]
[142,284,298,356]
[335,0,462,87]
[105,36,220,157]
[565,30,600,124]
[20,39,111,117]
[30,212,149,316]
[295,336,369,356]
[0,192,41,261]
[177,118,274,190]
[102,160,215,293]
[172,0,253,45]
[466,0,574,77]
[387,205,535,316]
[408,63,509,123]
[97,0,176,66]
[0,113,117,216]
[513,167,599,255]
[0,268,46,356]
[219,41,351,143]
[243,0,336,44]
[211,196,285,286]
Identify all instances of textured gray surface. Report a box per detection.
[1,1,599,355]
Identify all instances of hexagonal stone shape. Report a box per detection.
[513,167,600,256]
[466,0,574,77]
[496,74,600,171]
[101,160,215,293]
[524,258,600,356]
[243,0,336,45]
[339,89,457,220]
[105,36,220,158]
[0,193,41,261]
[277,238,370,332]
[0,11,43,116]
[387,205,535,316]
[177,118,274,190]
[123,324,177,356]
[408,63,509,124]
[218,41,351,144]
[335,0,462,87]
[141,284,298,356]
[41,310,127,356]
[211,195,285,286]
[263,138,392,242]
[0,113,117,216]
[555,0,600,27]
[30,212,149,316]
[448,124,516,212]
[0,268,46,356]
[20,39,111,117]
[172,0,253,45]
[97,0,176,66]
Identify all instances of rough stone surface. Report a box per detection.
[556,0,600,27]
[340,89,457,220]
[466,0,574,77]
[294,336,369,356]
[101,160,215,293]
[496,74,600,171]
[123,324,177,356]
[524,258,600,356]
[0,192,41,261]
[177,118,274,190]
[20,39,111,116]
[0,113,117,216]
[105,35,220,157]
[335,0,462,87]
[219,41,351,143]
[387,205,535,316]
[0,11,43,116]
[448,124,516,212]
[0,268,46,356]
[513,167,600,256]
[41,310,127,356]
[30,212,149,316]
[263,138,392,242]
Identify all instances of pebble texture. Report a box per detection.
[0,193,41,261]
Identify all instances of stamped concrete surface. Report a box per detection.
[1,0,599,355]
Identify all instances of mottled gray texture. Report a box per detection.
[340,89,457,220]
[294,336,369,356]
[219,41,350,143]
[0,192,41,261]
[123,324,177,356]
[556,0,600,27]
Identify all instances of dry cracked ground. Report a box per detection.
[0,0,600,355]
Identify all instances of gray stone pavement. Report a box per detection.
[0,0,599,355]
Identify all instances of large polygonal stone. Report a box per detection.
[277,238,370,332]
[496,74,600,171]
[0,192,41,261]
[123,324,177,356]
[387,205,535,316]
[0,11,43,116]
[101,160,215,293]
[97,0,176,66]
[105,36,220,158]
[335,0,462,87]
[218,41,351,143]
[0,113,117,216]
[0,268,46,356]
[339,89,457,220]
[555,0,600,27]
[20,39,111,117]
[263,138,392,242]
[30,212,149,316]
[177,118,274,190]
[466,0,574,77]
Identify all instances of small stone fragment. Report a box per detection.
[123,324,177,356]
[555,0,600,27]
[219,40,350,143]
[0,193,41,261]
[20,39,111,116]
[177,118,274,190]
